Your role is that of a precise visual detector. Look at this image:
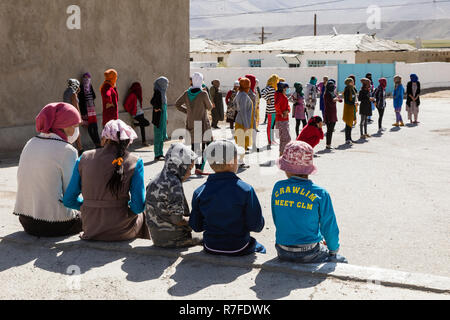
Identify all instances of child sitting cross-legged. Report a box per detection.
[189,140,266,256]
[272,141,347,263]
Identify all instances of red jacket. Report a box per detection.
[297,120,324,148]
[124,92,138,116]
[275,91,290,122]
[101,84,119,126]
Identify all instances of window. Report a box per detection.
[307,60,347,67]
[249,59,262,68]
[308,60,326,67]
[217,56,224,63]
[190,57,193,62]
[289,63,300,68]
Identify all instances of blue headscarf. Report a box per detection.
[410,74,419,83]
[277,82,289,93]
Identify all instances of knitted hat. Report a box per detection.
[277,141,317,175]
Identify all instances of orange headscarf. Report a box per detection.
[101,69,118,91]
[239,78,251,93]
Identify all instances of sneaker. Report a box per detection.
[399,122,405,127]
[365,134,371,138]
[239,163,250,169]
[326,145,333,150]
[360,135,366,140]
[392,123,399,127]
[155,156,165,161]
[345,140,353,145]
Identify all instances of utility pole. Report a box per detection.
[255,27,271,44]
[314,14,317,36]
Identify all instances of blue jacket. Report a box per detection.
[189,172,265,251]
[271,177,340,252]
[63,157,145,214]
[393,84,405,108]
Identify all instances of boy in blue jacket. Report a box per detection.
[272,141,347,263]
[189,140,266,256]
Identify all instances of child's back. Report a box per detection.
[190,171,265,253]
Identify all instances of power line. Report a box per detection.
[190,0,450,20]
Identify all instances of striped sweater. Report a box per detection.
[261,86,276,114]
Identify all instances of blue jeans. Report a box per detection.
[275,243,347,263]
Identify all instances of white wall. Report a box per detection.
[396,62,450,89]
[191,66,338,92]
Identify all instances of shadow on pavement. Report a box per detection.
[390,126,401,132]
[250,257,335,299]
[167,251,256,297]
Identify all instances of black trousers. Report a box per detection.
[326,122,336,146]
[87,123,101,147]
[345,125,352,141]
[377,107,385,130]
[19,215,82,237]
[295,119,307,137]
[191,142,211,170]
[134,114,150,142]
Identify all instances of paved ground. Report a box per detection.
[1,95,449,299]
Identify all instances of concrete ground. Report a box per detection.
[0,95,449,299]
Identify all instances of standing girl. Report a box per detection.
[175,72,214,175]
[323,80,340,149]
[124,82,150,147]
[234,77,254,167]
[343,78,357,144]
[101,69,119,128]
[261,74,279,147]
[79,73,101,148]
[290,82,307,137]
[393,75,405,127]
[63,79,84,154]
[373,78,387,131]
[225,81,239,129]
[318,76,328,118]
[366,73,375,124]
[305,77,318,120]
[210,80,225,129]
[406,74,421,124]
[275,82,291,156]
[151,77,170,160]
[359,78,374,139]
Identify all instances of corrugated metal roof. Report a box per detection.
[234,34,416,52]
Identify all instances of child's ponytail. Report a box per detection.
[106,132,130,199]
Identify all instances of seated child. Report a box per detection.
[297,116,324,148]
[189,140,266,256]
[272,141,347,263]
[145,143,203,248]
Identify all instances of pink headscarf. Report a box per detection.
[101,119,138,143]
[35,103,81,141]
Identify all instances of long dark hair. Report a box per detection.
[106,132,130,199]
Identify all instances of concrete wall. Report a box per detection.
[396,62,450,89]
[356,50,450,64]
[190,67,338,92]
[0,0,189,152]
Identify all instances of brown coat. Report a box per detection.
[78,144,150,241]
[175,90,213,143]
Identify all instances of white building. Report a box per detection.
[191,34,414,68]
[190,38,237,68]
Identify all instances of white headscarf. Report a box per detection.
[192,72,204,89]
[101,119,138,143]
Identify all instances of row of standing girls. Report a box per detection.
[62,69,169,161]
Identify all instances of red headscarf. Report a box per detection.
[129,82,143,105]
[379,78,387,89]
[35,103,81,141]
[245,74,256,93]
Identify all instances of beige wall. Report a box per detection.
[0,0,189,151]
[355,50,450,64]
